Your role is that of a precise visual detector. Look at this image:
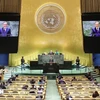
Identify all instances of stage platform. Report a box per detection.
[8,65,94,75]
[4,66,100,82]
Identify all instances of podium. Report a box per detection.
[43,63,59,73]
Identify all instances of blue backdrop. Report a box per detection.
[93,54,100,66]
[0,54,9,66]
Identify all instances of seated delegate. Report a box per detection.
[92,91,99,98]
[55,50,59,55]
[37,88,43,94]
[38,85,44,90]
[22,85,28,90]
[36,95,43,100]
[30,79,35,84]
[41,50,62,56]
[57,73,63,80]
[48,50,54,55]
[71,77,77,81]
[58,78,66,84]
[30,85,36,90]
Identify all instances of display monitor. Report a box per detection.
[0,13,20,53]
[83,21,100,37]
[82,13,100,53]
[0,21,19,37]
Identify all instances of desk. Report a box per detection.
[30,61,72,70]
[38,55,64,64]
[43,63,59,73]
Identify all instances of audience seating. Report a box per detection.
[0,75,47,100]
[56,75,100,100]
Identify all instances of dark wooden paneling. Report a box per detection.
[98,0,100,12]
[0,0,21,13]
[81,0,86,13]
[0,0,5,12]
[92,0,99,12]
[81,0,100,13]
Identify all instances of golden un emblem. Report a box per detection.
[35,3,66,34]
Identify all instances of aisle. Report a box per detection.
[45,80,61,100]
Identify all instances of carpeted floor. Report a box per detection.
[45,80,61,100]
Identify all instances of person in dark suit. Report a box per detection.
[15,74,18,77]
[91,21,100,37]
[71,77,77,81]
[58,78,66,84]
[22,85,28,90]
[21,56,25,70]
[36,95,43,100]
[30,85,36,89]
[11,75,16,81]
[49,56,54,65]
[66,93,72,100]
[0,22,11,37]
[76,56,80,69]
[57,73,63,80]
[7,78,12,84]
[92,91,99,98]
[29,90,35,94]
[48,50,54,55]
[30,79,35,84]
[76,57,80,66]
[38,85,44,90]
[49,57,54,63]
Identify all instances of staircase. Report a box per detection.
[3,68,13,81]
[91,71,100,78]
[90,71,100,82]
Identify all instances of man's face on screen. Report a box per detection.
[95,22,100,28]
[3,22,8,29]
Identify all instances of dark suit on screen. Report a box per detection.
[0,28,11,37]
[91,27,100,37]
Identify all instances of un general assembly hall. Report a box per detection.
[0,0,100,100]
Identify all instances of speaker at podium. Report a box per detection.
[43,63,59,73]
